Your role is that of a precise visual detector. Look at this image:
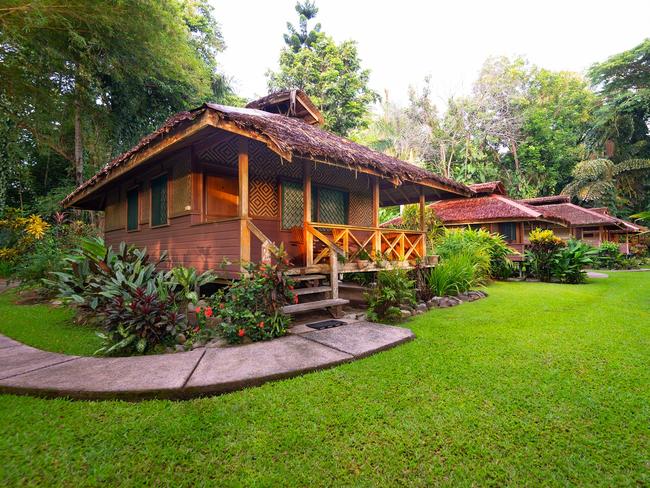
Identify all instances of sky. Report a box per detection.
[211,0,650,108]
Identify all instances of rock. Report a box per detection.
[174,344,185,352]
[206,337,227,348]
[355,313,367,321]
[342,313,358,320]
[176,333,187,345]
[191,342,203,350]
[196,299,208,308]
[187,302,196,313]
[165,347,175,354]
[50,300,63,307]
[457,292,471,302]
[400,309,412,319]
[427,297,443,308]
[416,303,428,313]
[447,296,462,306]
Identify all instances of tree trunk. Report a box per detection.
[74,97,83,185]
[510,139,520,173]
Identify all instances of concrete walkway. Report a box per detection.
[0,321,414,401]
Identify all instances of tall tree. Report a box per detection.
[587,38,650,161]
[267,1,379,136]
[0,0,233,214]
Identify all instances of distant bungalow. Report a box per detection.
[385,181,645,256]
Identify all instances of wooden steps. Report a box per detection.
[281,298,349,314]
[291,274,327,282]
[293,286,331,296]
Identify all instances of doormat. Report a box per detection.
[306,319,345,330]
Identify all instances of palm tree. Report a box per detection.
[562,158,650,208]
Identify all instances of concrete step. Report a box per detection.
[293,286,331,296]
[281,298,349,314]
[290,274,327,282]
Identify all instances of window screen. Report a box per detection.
[151,175,168,226]
[282,181,304,229]
[315,187,348,224]
[127,189,139,231]
[498,222,517,242]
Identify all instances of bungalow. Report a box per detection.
[383,181,567,259]
[520,196,645,253]
[62,90,472,314]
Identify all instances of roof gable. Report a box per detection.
[245,89,324,126]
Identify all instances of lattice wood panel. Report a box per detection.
[171,158,192,217]
[250,176,278,218]
[349,192,373,227]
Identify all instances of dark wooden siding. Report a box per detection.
[106,215,241,275]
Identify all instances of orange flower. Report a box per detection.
[204,307,213,317]
[219,303,225,309]
[258,321,265,328]
[238,329,245,337]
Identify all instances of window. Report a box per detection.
[204,174,238,219]
[281,181,349,229]
[313,186,348,224]
[498,222,517,242]
[282,181,304,229]
[151,175,168,226]
[126,188,139,231]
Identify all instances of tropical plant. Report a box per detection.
[210,244,294,344]
[365,269,416,322]
[594,241,623,269]
[96,288,186,356]
[561,158,650,210]
[551,239,597,284]
[524,228,565,282]
[170,266,217,304]
[426,251,485,296]
[434,227,513,280]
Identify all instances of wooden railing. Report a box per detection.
[305,222,426,265]
[247,220,276,263]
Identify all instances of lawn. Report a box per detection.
[1,272,648,486]
[0,289,101,356]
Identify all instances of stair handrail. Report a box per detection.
[247,220,278,262]
[304,222,346,257]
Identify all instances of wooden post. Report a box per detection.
[238,138,250,268]
[329,250,339,299]
[303,160,313,266]
[373,177,381,257]
[419,190,427,257]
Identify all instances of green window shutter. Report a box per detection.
[282,181,304,229]
[151,175,168,226]
[498,222,517,242]
[127,189,139,231]
[317,187,348,224]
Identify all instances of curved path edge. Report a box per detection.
[0,321,414,401]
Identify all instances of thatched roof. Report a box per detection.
[520,195,571,205]
[245,89,324,126]
[383,194,568,227]
[536,203,620,227]
[63,98,471,207]
[468,181,506,195]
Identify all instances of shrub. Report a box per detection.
[434,228,512,281]
[366,269,416,322]
[552,239,597,284]
[525,228,565,282]
[427,250,488,296]
[594,241,622,269]
[170,266,217,304]
[97,288,186,356]
[210,244,294,344]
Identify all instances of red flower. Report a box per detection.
[219,303,225,309]
[196,306,202,314]
[258,321,265,328]
[193,326,200,333]
[293,295,299,304]
[204,307,213,317]
[288,285,294,290]
[238,329,245,337]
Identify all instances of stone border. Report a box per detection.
[0,321,414,401]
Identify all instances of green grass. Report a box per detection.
[0,289,101,356]
[1,273,648,486]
